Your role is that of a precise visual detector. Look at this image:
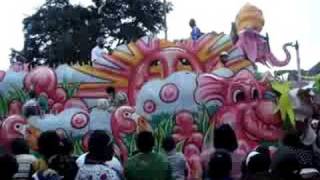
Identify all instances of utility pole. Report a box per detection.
[164,0,168,40]
[295,41,301,87]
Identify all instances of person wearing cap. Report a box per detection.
[91,36,108,64]
[241,148,272,180]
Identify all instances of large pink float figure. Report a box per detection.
[0,3,295,179]
[195,70,282,152]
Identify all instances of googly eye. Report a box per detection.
[233,89,245,103]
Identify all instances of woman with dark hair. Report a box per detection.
[201,124,244,179]
[11,138,37,179]
[75,130,121,180]
[207,150,233,180]
[44,137,78,180]
[213,124,238,152]
[33,131,61,172]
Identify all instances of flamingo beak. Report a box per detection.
[19,125,27,138]
[131,113,141,122]
[131,113,152,133]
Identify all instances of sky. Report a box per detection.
[0,0,319,72]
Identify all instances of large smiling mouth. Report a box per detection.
[242,110,282,141]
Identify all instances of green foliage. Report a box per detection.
[123,134,137,156]
[74,137,84,155]
[312,75,320,94]
[8,86,29,103]
[150,113,173,130]
[0,86,29,118]
[0,95,8,118]
[195,104,211,135]
[175,140,185,152]
[21,0,172,66]
[61,78,80,98]
[271,81,295,127]
[153,114,175,152]
[195,104,216,150]
[202,123,215,150]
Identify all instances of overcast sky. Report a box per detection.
[0,0,319,72]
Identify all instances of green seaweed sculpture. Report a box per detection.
[271,81,295,127]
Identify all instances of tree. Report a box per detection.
[21,0,172,67]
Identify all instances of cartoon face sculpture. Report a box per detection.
[195,70,283,151]
[127,47,205,105]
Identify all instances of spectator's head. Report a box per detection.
[271,150,301,180]
[96,36,105,48]
[214,124,238,152]
[136,131,154,153]
[245,151,271,174]
[106,87,115,96]
[88,130,114,162]
[0,153,18,180]
[29,90,37,99]
[297,88,312,104]
[11,138,30,155]
[60,137,74,155]
[189,18,196,28]
[208,150,232,179]
[255,145,270,156]
[38,131,61,160]
[162,136,176,152]
[282,129,303,148]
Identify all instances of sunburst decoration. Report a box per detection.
[71,33,253,101]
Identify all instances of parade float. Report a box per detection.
[0,3,313,179]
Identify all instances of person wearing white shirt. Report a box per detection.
[76,153,123,174]
[91,36,108,64]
